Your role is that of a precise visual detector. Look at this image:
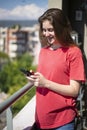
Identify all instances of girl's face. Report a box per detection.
[42,20,58,45]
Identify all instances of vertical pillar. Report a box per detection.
[84,24,87,58]
[83,23,87,78]
[6,107,13,130]
[48,0,62,9]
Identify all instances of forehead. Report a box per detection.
[42,20,53,28]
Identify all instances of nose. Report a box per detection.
[44,30,50,37]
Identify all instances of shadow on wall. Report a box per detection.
[83,52,87,80]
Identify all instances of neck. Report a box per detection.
[49,44,62,50]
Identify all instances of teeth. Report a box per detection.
[47,37,54,43]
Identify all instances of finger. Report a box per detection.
[26,76,35,81]
[34,81,39,86]
[34,72,41,76]
[30,75,37,79]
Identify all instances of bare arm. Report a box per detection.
[27,72,80,98]
[44,79,80,97]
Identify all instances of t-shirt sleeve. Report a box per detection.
[69,47,85,82]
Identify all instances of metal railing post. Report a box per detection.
[0,82,34,113]
[6,107,13,130]
[0,82,34,129]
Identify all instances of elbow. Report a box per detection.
[72,93,79,98]
[71,89,80,98]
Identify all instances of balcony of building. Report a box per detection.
[0,82,35,130]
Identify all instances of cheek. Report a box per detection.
[52,32,55,36]
[43,32,45,36]
[42,31,46,36]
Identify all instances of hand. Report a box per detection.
[34,72,47,87]
[26,72,47,87]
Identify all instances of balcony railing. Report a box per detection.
[0,82,35,130]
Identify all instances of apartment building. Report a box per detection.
[0,27,29,59]
[0,24,40,64]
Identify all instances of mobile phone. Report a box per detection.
[20,68,34,76]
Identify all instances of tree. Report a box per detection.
[0,52,36,93]
[0,51,9,70]
[0,52,36,115]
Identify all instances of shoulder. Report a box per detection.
[69,46,81,52]
[67,46,82,58]
[39,47,49,57]
[62,46,83,62]
[40,46,49,53]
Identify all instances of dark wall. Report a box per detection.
[62,0,85,51]
[62,0,87,79]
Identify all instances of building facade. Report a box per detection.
[0,27,28,59]
[0,25,40,64]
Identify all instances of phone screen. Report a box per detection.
[20,68,34,76]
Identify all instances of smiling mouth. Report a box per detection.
[46,36,54,44]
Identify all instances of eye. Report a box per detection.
[48,28,54,32]
[42,29,46,32]
[42,28,54,32]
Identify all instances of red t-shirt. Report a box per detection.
[35,46,85,129]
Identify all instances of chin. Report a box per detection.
[48,41,55,45]
[48,42,53,45]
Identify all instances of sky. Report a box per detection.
[0,0,48,20]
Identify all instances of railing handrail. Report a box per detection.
[0,82,34,113]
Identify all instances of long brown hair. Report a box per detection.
[38,8,76,47]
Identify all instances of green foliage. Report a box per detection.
[0,52,36,92]
[0,51,9,70]
[12,86,36,116]
[0,51,9,58]
[11,24,21,29]
[0,60,27,92]
[0,52,36,114]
